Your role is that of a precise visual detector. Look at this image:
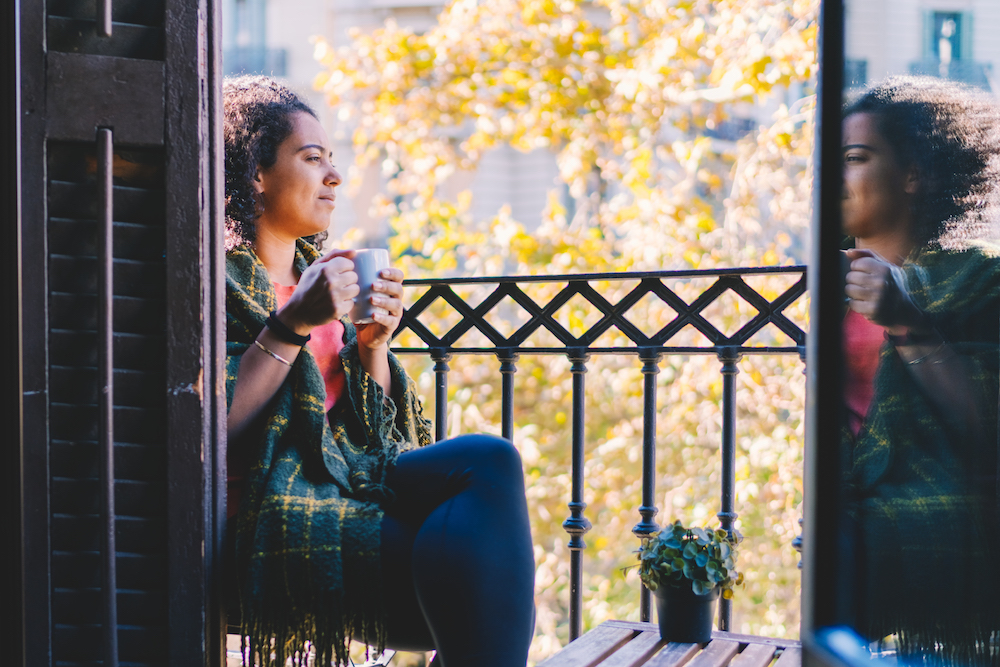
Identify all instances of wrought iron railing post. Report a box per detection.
[563,350,592,641]
[431,349,451,442]
[632,350,662,622]
[498,351,518,442]
[717,346,742,631]
[793,346,807,568]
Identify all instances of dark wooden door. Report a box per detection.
[15,0,226,665]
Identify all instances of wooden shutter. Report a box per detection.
[17,0,225,665]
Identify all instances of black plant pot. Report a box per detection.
[653,584,720,643]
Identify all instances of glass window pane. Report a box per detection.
[837,3,1000,662]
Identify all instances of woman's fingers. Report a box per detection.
[377,267,404,285]
[319,255,356,277]
[315,247,357,263]
[845,254,892,320]
[323,265,359,319]
[354,265,405,349]
[844,253,917,327]
[369,267,404,316]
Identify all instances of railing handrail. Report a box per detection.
[399,264,806,286]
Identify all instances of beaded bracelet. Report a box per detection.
[266,311,311,346]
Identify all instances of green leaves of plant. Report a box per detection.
[636,522,744,598]
[691,527,710,543]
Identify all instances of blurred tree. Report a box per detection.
[314,0,816,662]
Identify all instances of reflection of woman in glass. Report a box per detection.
[842,76,1000,659]
[224,77,535,667]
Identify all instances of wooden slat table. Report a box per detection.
[537,621,802,667]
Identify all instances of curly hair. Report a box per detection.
[844,76,1000,250]
[223,75,326,250]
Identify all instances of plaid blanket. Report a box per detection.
[847,243,1000,661]
[226,240,431,666]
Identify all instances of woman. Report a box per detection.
[841,76,1000,659]
[224,76,535,667]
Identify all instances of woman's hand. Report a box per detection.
[353,265,404,396]
[844,248,924,333]
[355,266,405,351]
[276,249,360,335]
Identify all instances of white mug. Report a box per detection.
[350,248,390,324]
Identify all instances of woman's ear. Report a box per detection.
[253,167,265,195]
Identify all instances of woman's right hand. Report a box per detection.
[844,248,923,332]
[275,249,360,335]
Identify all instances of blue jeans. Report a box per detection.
[371,434,535,667]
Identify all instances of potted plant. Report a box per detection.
[636,520,744,643]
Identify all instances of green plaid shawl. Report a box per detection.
[847,243,1000,660]
[226,240,431,667]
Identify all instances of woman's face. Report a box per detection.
[842,112,917,240]
[254,111,342,242]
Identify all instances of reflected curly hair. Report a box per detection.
[845,76,1000,250]
[223,75,326,250]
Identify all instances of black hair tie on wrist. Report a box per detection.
[884,329,937,346]
[266,311,311,346]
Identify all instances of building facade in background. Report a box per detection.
[845,0,998,89]
[223,0,998,247]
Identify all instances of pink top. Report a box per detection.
[272,282,347,413]
[227,283,348,520]
[843,309,883,437]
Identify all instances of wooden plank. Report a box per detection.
[772,647,802,667]
[537,625,637,667]
[711,631,801,649]
[730,643,777,667]
[643,641,702,667]
[594,631,664,667]
[604,620,659,632]
[603,623,802,651]
[684,639,741,667]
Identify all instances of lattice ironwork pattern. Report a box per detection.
[391,266,807,356]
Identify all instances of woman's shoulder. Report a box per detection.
[226,243,260,280]
[226,244,276,320]
[906,244,1000,320]
[910,243,1000,277]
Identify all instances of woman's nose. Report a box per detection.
[326,165,343,187]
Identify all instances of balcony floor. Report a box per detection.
[536,621,801,667]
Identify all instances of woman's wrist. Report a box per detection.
[255,327,304,363]
[273,302,315,338]
[356,342,392,395]
[883,326,939,346]
[356,341,388,366]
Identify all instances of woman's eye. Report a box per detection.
[307,155,321,162]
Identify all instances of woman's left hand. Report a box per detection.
[354,266,406,351]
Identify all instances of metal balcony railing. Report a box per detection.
[390,266,808,641]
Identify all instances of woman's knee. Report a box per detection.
[447,434,523,478]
